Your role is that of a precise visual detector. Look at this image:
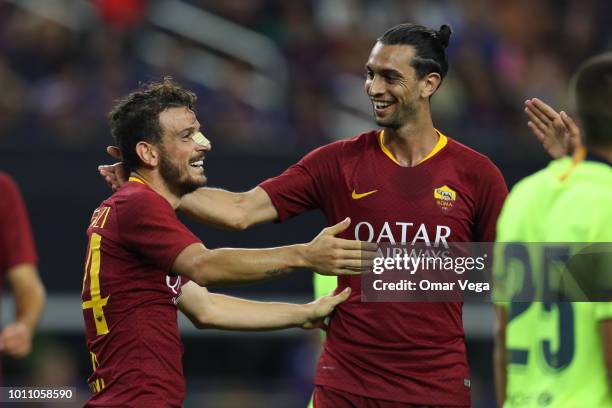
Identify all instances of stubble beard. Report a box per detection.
[158,150,204,198]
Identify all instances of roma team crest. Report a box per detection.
[434,185,456,212]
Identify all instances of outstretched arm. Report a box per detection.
[172,218,378,287]
[179,281,350,330]
[524,98,583,158]
[98,146,277,229]
[179,186,277,230]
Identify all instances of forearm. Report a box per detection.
[194,245,307,286]
[179,187,249,230]
[8,264,46,333]
[198,293,309,330]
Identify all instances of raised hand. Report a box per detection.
[98,146,128,191]
[524,98,582,158]
[302,287,351,330]
[303,217,378,276]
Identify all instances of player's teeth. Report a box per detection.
[191,161,203,167]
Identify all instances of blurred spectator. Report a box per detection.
[0,173,45,375]
[0,0,608,159]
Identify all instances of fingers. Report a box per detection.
[329,287,351,305]
[337,249,377,260]
[337,259,374,269]
[528,98,559,121]
[525,105,551,133]
[323,217,351,236]
[107,146,123,160]
[527,121,547,143]
[333,238,378,252]
[560,111,581,139]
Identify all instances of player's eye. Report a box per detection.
[365,70,374,79]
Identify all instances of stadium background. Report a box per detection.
[0,0,610,406]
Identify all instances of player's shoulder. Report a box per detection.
[106,181,170,214]
[445,136,499,168]
[302,130,378,161]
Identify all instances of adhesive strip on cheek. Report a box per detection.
[192,132,211,148]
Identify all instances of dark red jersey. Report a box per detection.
[0,172,38,277]
[259,130,508,405]
[82,177,200,408]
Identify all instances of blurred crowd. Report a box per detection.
[0,0,610,159]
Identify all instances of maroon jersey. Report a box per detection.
[0,173,37,274]
[259,130,508,405]
[0,173,37,281]
[82,177,200,408]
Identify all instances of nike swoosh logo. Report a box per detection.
[351,189,378,199]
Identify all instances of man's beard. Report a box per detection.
[158,150,204,197]
[375,101,419,130]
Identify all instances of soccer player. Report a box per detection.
[101,24,508,407]
[83,78,378,407]
[0,173,45,362]
[494,53,612,407]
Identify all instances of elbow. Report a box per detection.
[228,193,251,231]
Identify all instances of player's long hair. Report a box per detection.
[108,77,197,172]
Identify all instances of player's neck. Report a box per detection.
[130,170,181,208]
[382,114,438,167]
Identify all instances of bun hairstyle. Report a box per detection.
[437,25,452,49]
[378,23,452,81]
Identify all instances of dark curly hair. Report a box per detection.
[108,77,197,172]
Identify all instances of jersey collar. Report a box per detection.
[378,129,448,166]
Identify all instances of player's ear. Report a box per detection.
[420,72,442,98]
[135,141,159,167]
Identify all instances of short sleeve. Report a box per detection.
[116,191,201,274]
[259,144,337,222]
[474,160,508,242]
[0,174,37,273]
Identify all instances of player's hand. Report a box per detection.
[302,287,351,330]
[0,322,33,358]
[524,98,582,158]
[98,146,128,191]
[303,217,378,276]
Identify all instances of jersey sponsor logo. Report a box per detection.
[434,185,456,211]
[351,189,378,200]
[354,221,451,248]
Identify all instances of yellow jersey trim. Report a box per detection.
[129,176,146,185]
[558,146,587,182]
[378,129,448,166]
